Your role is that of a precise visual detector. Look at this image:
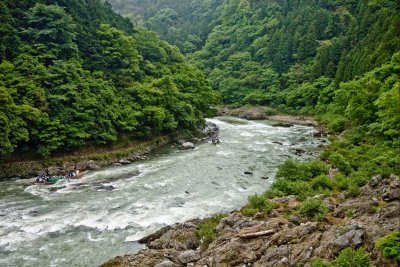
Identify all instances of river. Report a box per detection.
[0,117,326,267]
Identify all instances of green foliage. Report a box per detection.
[376,230,400,262]
[310,248,372,267]
[195,213,227,250]
[296,199,328,221]
[0,0,218,159]
[265,160,330,200]
[332,247,371,267]
[241,194,276,217]
[310,258,331,267]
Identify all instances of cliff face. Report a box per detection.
[102,174,399,267]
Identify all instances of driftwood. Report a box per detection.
[238,229,275,239]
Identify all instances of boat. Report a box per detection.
[34,176,65,185]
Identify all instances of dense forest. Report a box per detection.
[110,0,400,176]
[0,0,218,159]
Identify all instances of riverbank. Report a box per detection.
[0,122,219,180]
[101,174,399,267]
[217,106,318,126]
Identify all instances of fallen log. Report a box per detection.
[238,229,275,238]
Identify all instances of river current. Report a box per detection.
[0,117,326,266]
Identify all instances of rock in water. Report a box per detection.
[181,142,195,149]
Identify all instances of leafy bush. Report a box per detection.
[311,175,334,191]
[332,247,371,267]
[241,194,276,216]
[195,213,227,250]
[376,230,400,262]
[310,258,331,267]
[310,248,371,267]
[328,152,352,175]
[276,160,329,182]
[332,173,351,191]
[346,183,361,198]
[297,198,328,221]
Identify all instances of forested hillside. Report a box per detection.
[110,0,400,177]
[0,0,218,159]
[110,0,400,109]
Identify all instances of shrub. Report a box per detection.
[376,230,400,263]
[346,183,361,198]
[297,198,328,221]
[332,247,371,267]
[333,173,351,191]
[276,160,329,182]
[195,213,227,250]
[310,258,331,267]
[242,194,275,216]
[311,174,334,190]
[329,152,352,175]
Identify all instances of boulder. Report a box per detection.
[75,162,87,171]
[181,142,195,150]
[47,166,61,176]
[369,175,382,187]
[178,250,201,264]
[119,159,131,165]
[203,122,219,137]
[87,161,101,170]
[154,260,176,267]
[330,224,365,253]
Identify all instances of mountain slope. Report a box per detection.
[0,0,218,159]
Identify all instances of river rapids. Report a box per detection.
[0,117,327,266]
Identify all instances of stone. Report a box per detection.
[113,163,123,166]
[244,171,253,175]
[330,224,365,253]
[154,260,176,267]
[119,159,131,165]
[47,166,60,176]
[178,250,201,264]
[289,216,300,226]
[261,176,269,180]
[390,179,400,189]
[369,175,382,187]
[87,161,101,170]
[75,162,87,171]
[181,142,195,149]
[385,188,400,201]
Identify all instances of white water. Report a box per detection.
[0,117,326,266]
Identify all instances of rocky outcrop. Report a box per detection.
[101,174,400,267]
[181,142,195,150]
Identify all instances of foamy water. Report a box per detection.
[0,117,326,266]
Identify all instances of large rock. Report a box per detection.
[75,162,87,171]
[330,224,365,253]
[87,160,101,170]
[47,166,61,176]
[181,142,195,150]
[178,250,201,264]
[203,121,219,137]
[148,225,199,250]
[154,260,177,267]
[119,159,131,165]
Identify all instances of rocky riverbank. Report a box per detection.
[217,106,317,126]
[101,174,399,267]
[0,122,219,180]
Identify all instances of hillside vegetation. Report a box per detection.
[0,0,218,159]
[106,0,400,265]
